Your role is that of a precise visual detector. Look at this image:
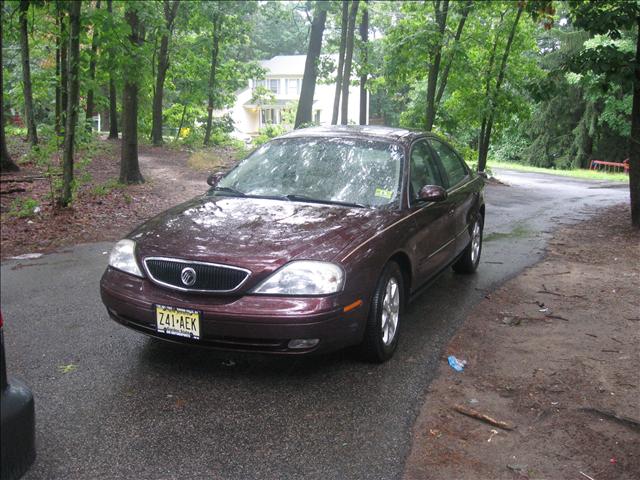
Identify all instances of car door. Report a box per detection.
[407,139,457,285]
[428,138,475,257]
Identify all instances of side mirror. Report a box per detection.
[207,172,224,187]
[418,185,447,202]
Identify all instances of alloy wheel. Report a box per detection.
[471,220,482,264]
[381,277,400,346]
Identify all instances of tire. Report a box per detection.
[1,378,36,480]
[452,215,483,274]
[361,261,404,363]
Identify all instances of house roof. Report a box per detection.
[259,55,307,76]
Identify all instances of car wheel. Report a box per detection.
[361,261,404,362]
[452,216,483,274]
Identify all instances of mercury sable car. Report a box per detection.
[100,126,485,362]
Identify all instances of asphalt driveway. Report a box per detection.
[0,170,629,479]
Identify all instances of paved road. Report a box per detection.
[1,170,628,480]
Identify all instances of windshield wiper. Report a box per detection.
[283,194,366,208]
[212,186,246,197]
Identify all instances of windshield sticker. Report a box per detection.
[375,188,393,199]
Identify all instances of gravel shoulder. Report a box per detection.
[404,204,640,480]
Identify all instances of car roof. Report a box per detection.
[279,125,429,146]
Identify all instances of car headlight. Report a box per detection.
[252,261,344,295]
[108,239,144,277]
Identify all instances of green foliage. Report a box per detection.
[250,86,276,106]
[488,0,637,171]
[2,0,636,185]
[569,0,640,39]
[9,197,40,218]
[247,1,310,59]
[254,124,286,146]
[280,101,298,126]
[374,0,541,161]
[91,179,125,197]
[488,159,629,182]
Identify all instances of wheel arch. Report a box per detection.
[387,251,412,300]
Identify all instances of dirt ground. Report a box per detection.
[0,138,239,259]
[404,204,640,480]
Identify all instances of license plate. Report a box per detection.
[155,305,200,340]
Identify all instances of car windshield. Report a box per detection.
[216,137,403,207]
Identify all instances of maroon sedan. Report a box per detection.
[100,126,484,362]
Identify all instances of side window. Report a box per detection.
[409,140,444,200]
[430,139,468,188]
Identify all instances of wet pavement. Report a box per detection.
[0,170,629,479]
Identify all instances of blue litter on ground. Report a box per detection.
[448,355,467,372]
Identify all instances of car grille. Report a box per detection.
[143,257,250,293]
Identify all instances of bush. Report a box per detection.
[491,135,529,165]
[9,197,40,218]
[254,124,286,146]
[207,130,235,147]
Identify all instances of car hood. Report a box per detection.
[130,195,391,274]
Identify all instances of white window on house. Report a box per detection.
[286,78,301,96]
[268,79,280,94]
[261,108,281,125]
[254,79,266,89]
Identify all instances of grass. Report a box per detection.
[484,224,533,242]
[187,150,228,172]
[90,178,125,196]
[187,145,248,172]
[8,197,40,218]
[488,160,629,182]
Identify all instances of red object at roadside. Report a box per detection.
[590,158,630,174]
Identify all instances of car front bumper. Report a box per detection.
[100,268,368,355]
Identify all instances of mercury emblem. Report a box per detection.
[180,267,197,287]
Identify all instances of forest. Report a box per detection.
[0,0,639,225]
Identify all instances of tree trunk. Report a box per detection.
[55,14,61,138]
[434,0,471,107]
[340,0,359,125]
[107,0,118,139]
[203,13,222,146]
[1,6,18,172]
[331,0,349,125]
[86,0,102,132]
[478,8,519,172]
[108,78,118,138]
[425,0,449,131]
[151,0,180,146]
[359,0,369,125]
[59,0,81,207]
[120,6,144,184]
[19,0,37,146]
[477,22,500,169]
[295,4,328,129]
[175,104,187,142]
[60,4,68,142]
[629,17,640,227]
